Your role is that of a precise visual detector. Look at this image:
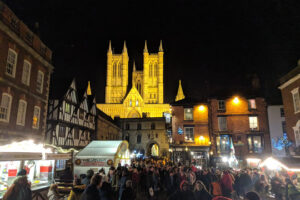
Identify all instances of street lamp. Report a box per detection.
[233,97,240,104]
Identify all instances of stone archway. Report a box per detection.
[127,109,141,118]
[146,141,160,157]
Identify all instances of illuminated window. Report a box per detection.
[218,117,227,131]
[129,100,132,107]
[65,102,71,114]
[16,100,27,126]
[292,88,300,113]
[36,70,44,93]
[0,93,12,122]
[136,100,139,107]
[184,127,194,142]
[247,135,263,153]
[6,49,17,77]
[184,108,193,120]
[218,100,225,111]
[216,135,231,154]
[248,99,256,109]
[249,116,258,130]
[32,106,40,129]
[21,60,31,85]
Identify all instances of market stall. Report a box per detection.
[0,140,71,199]
[74,140,130,175]
[259,157,300,172]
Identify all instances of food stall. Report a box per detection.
[0,140,71,199]
[74,140,130,175]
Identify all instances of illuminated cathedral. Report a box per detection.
[97,41,170,118]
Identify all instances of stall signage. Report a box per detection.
[46,153,71,160]
[79,158,109,167]
[0,152,42,161]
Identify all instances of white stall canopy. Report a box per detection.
[75,140,130,174]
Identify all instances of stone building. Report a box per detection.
[118,117,169,158]
[0,2,53,144]
[97,109,121,141]
[279,63,300,148]
[209,95,271,165]
[97,41,170,119]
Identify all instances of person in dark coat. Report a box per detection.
[81,169,94,186]
[3,170,32,200]
[121,180,136,200]
[80,174,102,200]
[168,180,195,200]
[193,180,212,200]
[99,178,113,200]
[239,170,253,197]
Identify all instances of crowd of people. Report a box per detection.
[2,160,300,200]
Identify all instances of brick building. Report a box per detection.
[279,63,300,149]
[209,95,271,166]
[0,2,53,144]
[118,117,169,158]
[170,98,211,166]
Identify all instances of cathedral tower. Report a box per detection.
[143,40,164,104]
[105,41,129,103]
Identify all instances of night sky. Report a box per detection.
[4,0,300,104]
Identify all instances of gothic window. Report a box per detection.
[149,63,153,77]
[118,63,122,77]
[154,63,157,77]
[113,63,117,77]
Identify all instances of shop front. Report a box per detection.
[74,140,130,175]
[0,140,71,199]
[170,145,210,168]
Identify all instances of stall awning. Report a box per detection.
[76,141,128,158]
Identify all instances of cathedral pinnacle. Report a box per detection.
[175,80,185,102]
[122,41,127,53]
[108,40,112,53]
[144,40,148,53]
[87,81,92,96]
[159,40,163,52]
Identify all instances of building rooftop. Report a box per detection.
[0,1,52,62]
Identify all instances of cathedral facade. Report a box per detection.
[97,41,170,119]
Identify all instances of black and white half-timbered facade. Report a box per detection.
[46,79,96,149]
